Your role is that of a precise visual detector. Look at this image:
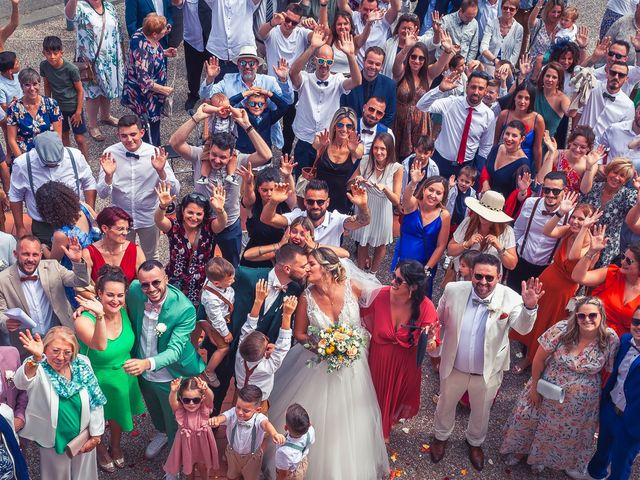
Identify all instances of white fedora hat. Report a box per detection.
[464,190,513,223]
[233,45,265,66]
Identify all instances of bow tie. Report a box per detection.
[144,301,162,315]
[236,418,255,427]
[316,80,329,86]
[541,210,556,216]
[362,129,374,135]
[125,151,140,159]
[20,275,38,282]
[472,298,491,306]
[270,283,288,293]
[602,92,616,102]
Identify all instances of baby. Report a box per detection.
[555,7,578,44]
[198,92,238,185]
[275,403,316,480]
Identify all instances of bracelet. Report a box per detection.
[190,115,198,126]
[245,125,255,134]
[554,211,562,218]
[498,246,507,256]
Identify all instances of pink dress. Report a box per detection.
[163,403,220,475]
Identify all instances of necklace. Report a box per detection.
[375,163,385,172]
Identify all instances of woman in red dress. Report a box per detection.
[361,260,439,442]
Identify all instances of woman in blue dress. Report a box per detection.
[392,172,450,298]
[494,82,545,172]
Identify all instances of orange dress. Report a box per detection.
[592,265,640,338]
[511,236,579,362]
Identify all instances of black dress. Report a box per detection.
[240,202,290,269]
[316,149,356,214]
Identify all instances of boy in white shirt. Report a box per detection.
[209,385,285,480]
[235,279,297,411]
[275,403,316,480]
[197,257,236,388]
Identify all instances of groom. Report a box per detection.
[124,260,205,463]
[204,243,310,413]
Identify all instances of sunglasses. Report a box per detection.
[248,101,265,108]
[367,106,385,116]
[622,254,636,265]
[140,279,163,290]
[473,273,495,282]
[391,275,405,285]
[305,198,326,206]
[631,317,640,327]
[542,187,563,196]
[577,312,599,322]
[410,54,426,62]
[336,122,354,130]
[185,192,208,202]
[317,58,334,66]
[180,396,202,405]
[239,59,258,67]
[502,5,517,11]
[607,51,626,60]
[283,17,299,26]
[609,70,627,78]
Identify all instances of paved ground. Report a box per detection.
[5,1,640,479]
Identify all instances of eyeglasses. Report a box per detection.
[140,279,163,290]
[410,54,426,62]
[631,317,640,327]
[570,142,589,151]
[367,106,385,116]
[239,59,258,68]
[336,122,354,130]
[110,226,131,234]
[50,348,73,358]
[622,254,636,265]
[248,100,265,108]
[317,58,334,66]
[609,70,627,78]
[542,187,563,196]
[283,17,299,26]
[391,275,405,285]
[607,51,626,60]
[502,5,517,11]
[473,273,495,282]
[180,396,202,405]
[577,312,599,322]
[305,198,326,206]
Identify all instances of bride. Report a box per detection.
[265,247,389,479]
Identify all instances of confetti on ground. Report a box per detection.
[515,352,523,358]
[401,427,410,434]
[130,430,140,437]
[389,468,403,478]
[488,459,494,465]
[420,443,431,452]
[390,452,398,462]
[399,418,406,423]
[460,469,468,475]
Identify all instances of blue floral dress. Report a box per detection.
[6,96,62,154]
[121,29,168,123]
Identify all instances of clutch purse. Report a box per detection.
[64,429,90,458]
[536,378,565,403]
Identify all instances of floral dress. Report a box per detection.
[500,321,619,470]
[553,150,581,192]
[580,181,637,267]
[393,79,430,160]
[121,29,168,123]
[71,0,124,100]
[6,96,62,154]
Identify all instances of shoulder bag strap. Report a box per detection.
[26,151,36,197]
[65,147,81,196]
[518,197,542,257]
[93,7,108,66]
[547,212,570,264]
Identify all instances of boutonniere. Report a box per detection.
[155,323,167,337]
[499,312,509,320]
[4,370,15,383]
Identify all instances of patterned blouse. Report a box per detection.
[121,29,168,123]
[6,96,62,154]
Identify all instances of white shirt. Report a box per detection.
[140,296,173,383]
[283,209,350,247]
[454,290,494,375]
[182,0,208,51]
[19,269,53,337]
[234,315,292,400]
[152,0,164,16]
[580,83,636,143]
[352,12,393,67]
[97,142,180,229]
[513,197,566,266]
[478,0,501,40]
[416,88,495,163]
[8,148,97,222]
[200,280,234,337]
[275,426,316,471]
[264,268,285,313]
[599,120,640,172]
[264,26,310,89]
[222,409,269,454]
[293,71,349,143]
[610,338,640,411]
[401,154,440,197]
[0,231,16,272]
[207,0,260,60]
[594,65,640,97]
[359,119,395,156]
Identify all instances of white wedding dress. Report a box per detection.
[264,281,390,480]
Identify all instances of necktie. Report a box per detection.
[541,210,556,216]
[602,92,616,102]
[456,107,474,165]
[472,298,490,306]
[265,0,273,23]
[144,301,162,315]
[20,275,38,282]
[362,129,374,135]
[317,80,329,86]
[125,151,140,159]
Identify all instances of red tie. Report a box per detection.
[456,107,474,165]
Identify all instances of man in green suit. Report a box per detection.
[204,244,310,413]
[123,260,205,463]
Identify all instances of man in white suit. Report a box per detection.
[430,253,544,471]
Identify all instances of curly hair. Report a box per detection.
[35,181,81,229]
[310,247,346,284]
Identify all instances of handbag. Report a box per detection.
[162,56,178,118]
[536,378,565,403]
[74,8,107,83]
[295,144,326,196]
[64,428,90,458]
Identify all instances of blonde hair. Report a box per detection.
[562,6,578,21]
[43,326,79,362]
[310,247,346,283]
[560,296,610,351]
[328,107,358,144]
[142,13,168,36]
[604,157,635,182]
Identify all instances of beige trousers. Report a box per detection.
[126,225,160,261]
[39,446,98,480]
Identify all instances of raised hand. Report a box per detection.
[273,58,290,82]
[466,59,481,75]
[270,182,291,203]
[18,330,43,359]
[586,145,606,168]
[230,106,251,129]
[558,190,579,215]
[282,295,298,316]
[346,182,368,208]
[431,11,442,34]
[517,171,532,192]
[209,185,226,212]
[542,130,557,152]
[410,159,426,184]
[300,17,317,30]
[255,278,269,302]
[404,32,418,50]
[100,152,117,176]
[205,57,221,80]
[589,224,608,251]
[316,129,331,151]
[632,30,640,52]
[280,154,297,178]
[366,8,384,24]
[271,12,285,26]
[194,376,209,393]
[170,377,182,393]
[75,295,105,318]
[518,56,532,79]
[151,147,168,172]
[302,229,316,250]
[337,32,356,56]
[347,130,361,154]
[576,26,588,49]
[237,162,254,185]
[310,26,327,49]
[155,180,176,208]
[593,36,612,60]
[440,30,454,53]
[582,208,603,229]
[521,277,545,309]
[439,71,462,92]
[61,236,83,263]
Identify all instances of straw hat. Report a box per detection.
[464,191,513,223]
[233,45,265,66]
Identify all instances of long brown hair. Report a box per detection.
[399,42,430,103]
[463,211,508,250]
[361,133,396,178]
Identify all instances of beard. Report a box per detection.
[306,209,324,222]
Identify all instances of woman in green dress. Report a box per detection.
[75,265,145,473]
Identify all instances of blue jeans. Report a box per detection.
[293,139,317,179]
[213,218,242,267]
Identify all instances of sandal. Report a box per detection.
[98,453,115,473]
[100,116,119,127]
[88,127,105,142]
[109,448,125,469]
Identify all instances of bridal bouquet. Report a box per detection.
[304,324,367,373]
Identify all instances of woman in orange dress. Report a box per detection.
[511,196,597,373]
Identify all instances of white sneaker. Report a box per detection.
[565,468,596,480]
[145,432,167,459]
[196,176,209,185]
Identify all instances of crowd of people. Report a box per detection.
[0,0,640,479]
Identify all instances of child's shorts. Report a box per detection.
[206,325,230,350]
[61,111,88,135]
[225,445,263,480]
[277,456,309,480]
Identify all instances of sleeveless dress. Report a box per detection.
[483,144,530,199]
[316,150,356,214]
[500,112,538,168]
[534,92,562,137]
[86,241,138,284]
[240,202,290,269]
[393,79,430,159]
[77,310,145,431]
[265,281,390,480]
[553,151,581,192]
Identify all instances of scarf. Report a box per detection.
[41,356,107,409]
[0,414,29,480]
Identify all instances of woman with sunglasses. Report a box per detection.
[479,0,523,75]
[501,296,619,476]
[74,265,145,473]
[313,108,364,214]
[82,207,146,285]
[154,182,227,306]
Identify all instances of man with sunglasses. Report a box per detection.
[358,96,394,156]
[602,2,640,66]
[124,260,205,467]
[585,39,640,97]
[430,253,543,472]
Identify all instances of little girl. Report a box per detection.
[164,377,220,478]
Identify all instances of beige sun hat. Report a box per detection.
[233,45,265,66]
[464,190,513,223]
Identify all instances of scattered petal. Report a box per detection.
[488,459,494,465]
[460,468,468,475]
[389,468,404,478]
[420,443,431,453]
[515,352,523,359]
[390,451,398,462]
[401,427,410,434]
[130,430,140,437]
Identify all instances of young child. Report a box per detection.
[39,36,89,160]
[197,257,236,388]
[0,51,20,112]
[401,136,439,197]
[446,165,478,235]
[209,385,285,480]
[199,93,238,185]
[275,403,316,480]
[235,279,297,408]
[555,7,578,44]
[457,249,480,281]
[164,376,219,478]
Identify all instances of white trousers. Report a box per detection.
[39,446,98,480]
[434,368,503,446]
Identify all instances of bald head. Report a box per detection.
[315,45,334,81]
